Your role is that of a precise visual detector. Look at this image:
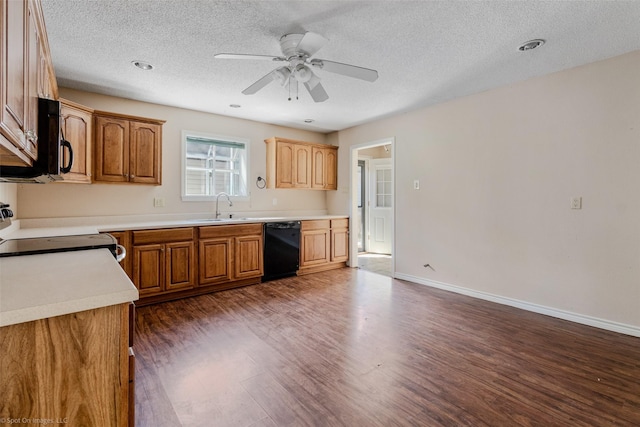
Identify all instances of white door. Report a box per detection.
[368,158,392,254]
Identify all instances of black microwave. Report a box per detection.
[0,98,73,183]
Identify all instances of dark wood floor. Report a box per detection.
[134,268,640,427]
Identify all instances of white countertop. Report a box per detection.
[0,214,347,327]
[0,249,139,327]
[2,214,349,239]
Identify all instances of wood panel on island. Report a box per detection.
[0,302,135,426]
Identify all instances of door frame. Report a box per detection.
[349,137,395,275]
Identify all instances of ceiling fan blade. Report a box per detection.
[304,80,329,103]
[215,53,286,62]
[296,32,328,57]
[242,70,277,95]
[309,59,378,82]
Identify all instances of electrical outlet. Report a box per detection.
[570,196,582,210]
[413,180,420,190]
[153,197,165,208]
[272,198,278,206]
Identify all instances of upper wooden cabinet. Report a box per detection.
[94,111,164,185]
[311,146,337,190]
[59,98,93,183]
[265,137,338,190]
[0,0,57,167]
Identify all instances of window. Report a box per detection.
[375,166,392,208]
[182,132,248,200]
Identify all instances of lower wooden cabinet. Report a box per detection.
[108,224,264,305]
[131,227,196,298]
[199,237,233,285]
[331,219,349,262]
[199,223,263,286]
[300,220,331,267]
[299,218,349,275]
[0,303,134,426]
[107,219,346,305]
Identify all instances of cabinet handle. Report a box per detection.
[25,130,38,143]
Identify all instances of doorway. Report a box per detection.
[350,139,394,277]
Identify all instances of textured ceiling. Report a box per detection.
[41,1,640,133]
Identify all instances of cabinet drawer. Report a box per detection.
[301,220,330,231]
[132,227,194,245]
[331,218,349,229]
[199,223,263,239]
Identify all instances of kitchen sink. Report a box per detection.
[186,217,251,223]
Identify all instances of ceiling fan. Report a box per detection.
[214,32,378,102]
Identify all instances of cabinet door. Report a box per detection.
[23,3,39,161]
[0,0,30,165]
[331,228,349,262]
[132,244,164,297]
[165,241,195,291]
[300,229,330,267]
[94,116,130,182]
[199,238,233,285]
[293,144,312,188]
[325,148,338,190]
[130,121,161,184]
[235,235,263,279]
[275,141,294,188]
[60,100,92,183]
[311,147,326,189]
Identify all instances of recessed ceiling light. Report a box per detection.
[518,39,545,52]
[132,60,153,70]
[229,104,241,108]
[304,119,314,123]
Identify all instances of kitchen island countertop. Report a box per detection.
[0,249,138,327]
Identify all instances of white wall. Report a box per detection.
[0,183,17,215]
[329,50,640,331]
[17,88,330,220]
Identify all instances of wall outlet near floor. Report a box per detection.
[272,198,278,206]
[153,197,165,208]
[413,179,420,190]
[570,196,582,210]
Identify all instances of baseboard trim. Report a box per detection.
[394,273,640,338]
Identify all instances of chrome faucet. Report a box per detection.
[215,192,233,219]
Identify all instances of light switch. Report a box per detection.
[570,196,582,210]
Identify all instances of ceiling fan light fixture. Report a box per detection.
[294,64,312,83]
[132,60,153,70]
[518,39,545,52]
[273,67,291,86]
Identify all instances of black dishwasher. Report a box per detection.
[263,221,301,281]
